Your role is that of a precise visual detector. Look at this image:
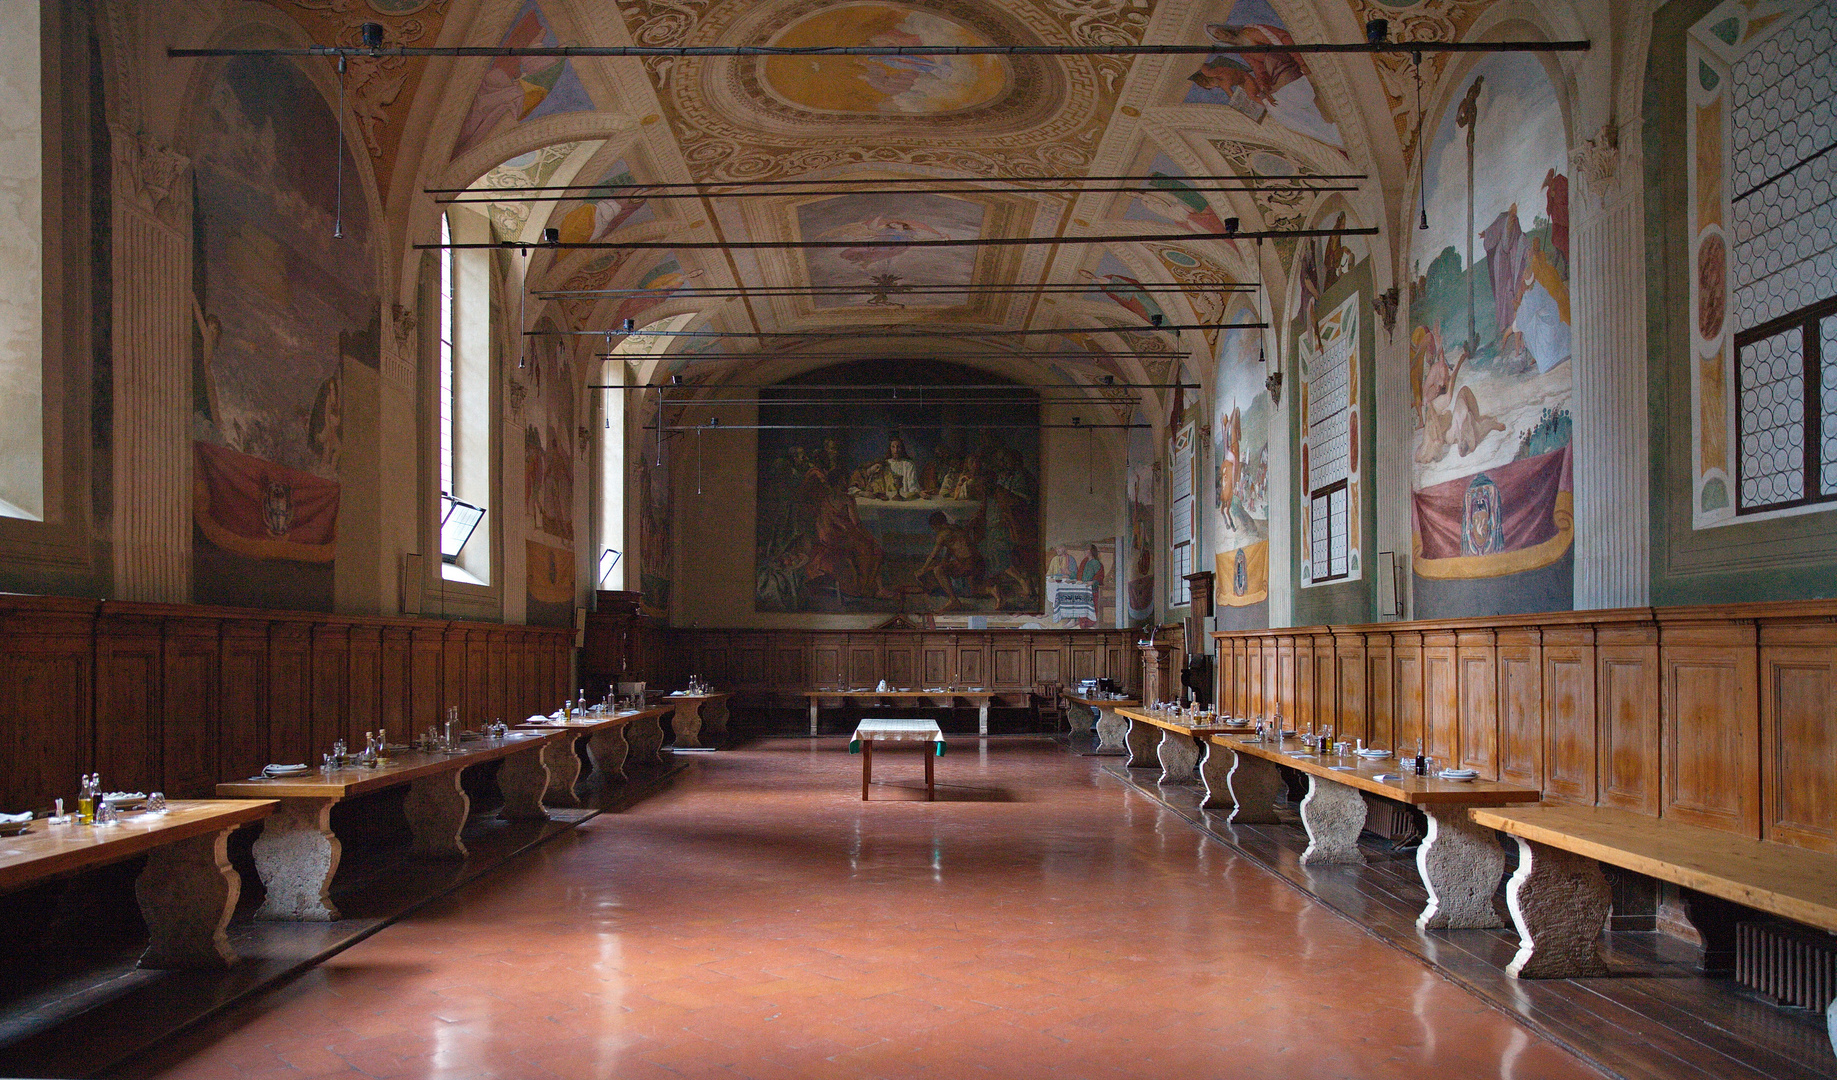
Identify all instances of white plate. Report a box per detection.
[1438,769,1479,781]
[1357,749,1390,758]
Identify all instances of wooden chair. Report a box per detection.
[1032,682,1065,733]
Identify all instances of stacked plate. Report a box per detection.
[1438,768,1480,782]
[1357,748,1389,759]
[261,763,310,778]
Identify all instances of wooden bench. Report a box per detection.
[663,692,732,749]
[1116,707,1253,787]
[0,799,275,969]
[517,704,676,802]
[1470,804,1837,1056]
[1218,735,1542,931]
[803,690,995,736]
[216,730,567,921]
[1061,694,1139,751]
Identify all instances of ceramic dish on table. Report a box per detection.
[0,813,33,836]
[102,792,147,810]
[1438,768,1480,782]
[1357,748,1390,759]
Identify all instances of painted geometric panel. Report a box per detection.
[1737,328,1806,508]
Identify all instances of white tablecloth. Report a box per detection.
[851,719,945,745]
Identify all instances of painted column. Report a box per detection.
[108,126,193,602]
[1570,121,1652,609]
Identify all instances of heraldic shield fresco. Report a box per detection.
[1408,51,1576,617]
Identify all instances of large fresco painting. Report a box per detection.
[522,318,576,625]
[1408,53,1574,616]
[797,193,985,309]
[1183,0,1343,149]
[638,422,673,619]
[1126,419,1156,623]
[546,159,656,244]
[455,0,595,158]
[188,56,377,610]
[1123,154,1231,235]
[762,3,1010,115]
[1045,539,1114,628]
[1212,315,1270,620]
[1082,251,1166,325]
[755,362,1041,614]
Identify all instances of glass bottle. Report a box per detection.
[77,774,95,825]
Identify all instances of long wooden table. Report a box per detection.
[664,692,732,749]
[517,704,676,803]
[1218,734,1540,930]
[804,690,995,736]
[0,799,276,968]
[216,730,566,921]
[1115,708,1253,790]
[1061,694,1139,752]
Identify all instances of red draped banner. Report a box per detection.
[193,442,339,563]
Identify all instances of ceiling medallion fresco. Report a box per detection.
[761,4,1013,115]
[616,0,1143,181]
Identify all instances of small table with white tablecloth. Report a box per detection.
[848,719,947,801]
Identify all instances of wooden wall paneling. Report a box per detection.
[1456,630,1499,778]
[161,616,222,798]
[442,626,467,724]
[1542,625,1598,803]
[772,640,806,691]
[94,611,163,796]
[884,639,917,688]
[1292,635,1316,732]
[1422,632,1459,765]
[1032,636,1064,687]
[1759,619,1837,853]
[1597,622,1661,815]
[1311,632,1338,738]
[1069,639,1098,685]
[1366,633,1395,754]
[348,625,382,746]
[410,626,444,735]
[848,640,878,688]
[921,639,950,687]
[1394,631,1424,756]
[1334,633,1366,744]
[380,627,410,742]
[464,629,488,724]
[268,623,314,765]
[736,634,768,687]
[218,619,269,784]
[484,629,508,722]
[1275,635,1296,726]
[0,602,94,812]
[1497,629,1543,786]
[310,623,350,755]
[956,639,984,688]
[1106,642,1132,690]
[992,641,1023,689]
[1659,617,1759,835]
[813,637,844,688]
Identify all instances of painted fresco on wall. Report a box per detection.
[761,4,1010,115]
[1045,539,1114,628]
[1408,54,1573,612]
[798,193,985,309]
[455,1,595,158]
[1126,419,1156,623]
[1082,252,1166,326]
[189,57,377,609]
[522,319,577,625]
[638,424,673,619]
[547,159,656,244]
[1123,154,1231,235]
[613,256,703,328]
[1212,315,1270,612]
[1183,0,1343,149]
[755,362,1040,614]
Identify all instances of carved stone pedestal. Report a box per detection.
[1155,729,1199,786]
[1198,742,1234,810]
[1067,701,1097,736]
[1226,751,1283,824]
[1124,717,1159,770]
[581,725,630,801]
[1416,806,1506,930]
[1503,838,1611,978]
[497,745,551,822]
[404,771,470,860]
[135,829,242,968]
[626,713,668,771]
[541,736,582,808]
[1094,706,1128,754]
[673,697,731,748]
[1299,776,1367,866]
[252,798,341,922]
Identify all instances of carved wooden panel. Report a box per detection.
[465,631,488,724]
[1497,630,1542,786]
[957,647,984,687]
[1598,625,1660,814]
[921,646,949,686]
[410,626,443,734]
[95,616,162,796]
[1423,635,1459,764]
[380,627,410,740]
[1334,636,1366,743]
[1456,631,1498,778]
[162,619,221,798]
[1366,636,1394,753]
[885,645,916,689]
[219,620,269,783]
[312,624,350,755]
[348,626,382,746]
[992,645,1023,688]
[0,628,90,812]
[1542,627,1596,803]
[1033,646,1063,687]
[1107,644,1134,689]
[442,628,468,722]
[1662,622,1758,835]
[813,644,844,687]
[1310,634,1336,737]
[484,630,508,722]
[270,624,314,765]
[1069,644,1098,685]
[1761,621,1837,852]
[1393,633,1424,756]
[848,646,877,688]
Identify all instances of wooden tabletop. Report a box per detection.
[1117,707,1255,739]
[215,730,566,800]
[805,690,994,700]
[518,705,675,731]
[1062,695,1140,709]
[0,799,277,893]
[1470,804,1837,933]
[664,692,732,703]
[1215,735,1543,807]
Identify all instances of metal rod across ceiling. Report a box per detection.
[427,172,1369,194]
[171,41,1589,59]
[646,423,1148,432]
[439,184,1359,202]
[545,283,1258,298]
[554,322,1246,338]
[596,353,1192,362]
[593,382,1197,390]
[423,226,1374,252]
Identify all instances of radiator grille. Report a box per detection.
[1736,921,1837,1012]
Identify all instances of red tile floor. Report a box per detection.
[115,738,1603,1080]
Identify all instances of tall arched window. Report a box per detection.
[438,208,492,584]
[0,0,43,521]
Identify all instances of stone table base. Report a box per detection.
[405,771,471,860]
[135,828,242,969]
[672,697,731,748]
[1226,751,1284,824]
[497,745,551,822]
[581,725,631,801]
[251,798,341,922]
[541,736,582,808]
[1156,729,1200,786]
[1124,717,1160,770]
[1094,706,1129,755]
[1416,806,1507,930]
[1503,837,1611,978]
[1067,702,1097,736]
[1198,741,1234,810]
[1299,775,1367,866]
[626,713,668,772]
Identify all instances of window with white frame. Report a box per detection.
[438,208,490,583]
[0,0,43,522]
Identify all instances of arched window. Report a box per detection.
[438,208,492,584]
[0,0,43,521]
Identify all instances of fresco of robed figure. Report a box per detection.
[755,362,1041,615]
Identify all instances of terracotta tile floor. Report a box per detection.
[116,738,1603,1080]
